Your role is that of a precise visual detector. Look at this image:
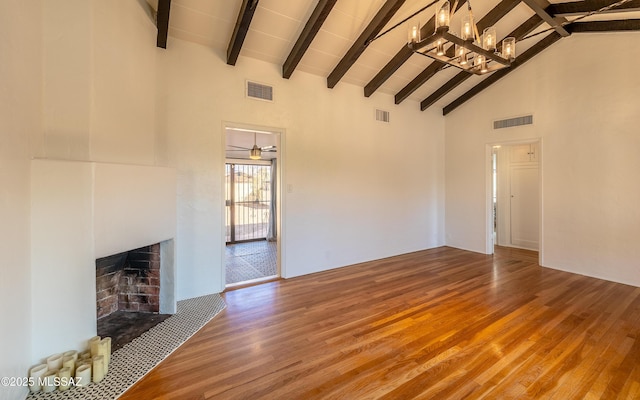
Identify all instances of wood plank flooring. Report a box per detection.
[120,246,640,399]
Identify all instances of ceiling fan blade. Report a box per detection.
[262,149,277,152]
[228,145,251,150]
[260,146,276,150]
[226,149,248,152]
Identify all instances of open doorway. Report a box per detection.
[490,141,540,253]
[224,126,282,287]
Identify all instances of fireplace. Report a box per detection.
[31,159,177,362]
[96,242,173,351]
[96,243,161,318]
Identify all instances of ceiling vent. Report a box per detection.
[375,109,390,123]
[246,81,273,102]
[493,115,533,130]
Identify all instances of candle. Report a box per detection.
[28,364,48,393]
[41,371,57,393]
[63,349,78,362]
[92,355,105,383]
[58,367,72,391]
[46,353,63,371]
[62,355,76,376]
[100,337,111,373]
[89,336,101,357]
[75,364,91,387]
[103,337,111,355]
[80,350,91,360]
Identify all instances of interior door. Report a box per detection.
[510,165,539,250]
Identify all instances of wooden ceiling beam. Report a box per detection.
[227,0,260,66]
[364,0,467,98]
[283,0,338,79]
[420,14,544,111]
[156,0,171,49]
[522,0,570,36]
[568,19,640,32]
[548,0,640,16]
[394,0,522,105]
[443,31,563,116]
[327,0,407,89]
[420,73,473,111]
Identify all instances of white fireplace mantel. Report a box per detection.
[30,159,177,364]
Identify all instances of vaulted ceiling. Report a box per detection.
[149,0,640,115]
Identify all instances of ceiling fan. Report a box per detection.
[227,132,276,160]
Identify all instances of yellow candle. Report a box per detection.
[41,371,57,393]
[62,355,75,376]
[58,367,72,391]
[28,364,48,393]
[46,353,63,371]
[92,355,105,383]
[89,336,101,357]
[75,364,91,387]
[63,349,78,362]
[100,337,111,373]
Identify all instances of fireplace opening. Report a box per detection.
[96,243,170,352]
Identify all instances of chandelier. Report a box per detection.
[407,0,516,75]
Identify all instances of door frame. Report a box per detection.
[485,138,543,264]
[221,122,286,290]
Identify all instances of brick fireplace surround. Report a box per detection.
[96,244,161,319]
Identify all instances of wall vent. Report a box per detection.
[493,115,533,129]
[246,81,273,102]
[375,109,390,123]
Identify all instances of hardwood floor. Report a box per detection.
[120,246,640,399]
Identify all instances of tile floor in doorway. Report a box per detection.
[225,240,277,285]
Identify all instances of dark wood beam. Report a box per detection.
[156,0,171,48]
[364,0,467,97]
[327,0,407,89]
[568,19,640,32]
[522,0,570,36]
[394,0,522,105]
[548,0,640,16]
[420,14,544,111]
[420,73,472,111]
[227,0,260,66]
[283,0,338,79]
[443,31,563,116]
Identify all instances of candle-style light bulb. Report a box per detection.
[461,15,474,41]
[483,27,497,51]
[502,37,516,60]
[456,44,468,66]
[436,39,445,56]
[475,54,487,73]
[408,21,421,44]
[435,1,450,31]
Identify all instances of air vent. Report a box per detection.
[246,81,273,102]
[493,115,533,130]
[375,109,390,123]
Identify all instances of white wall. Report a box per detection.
[156,39,446,297]
[445,33,640,286]
[39,0,158,164]
[0,1,41,399]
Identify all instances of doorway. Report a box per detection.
[491,142,540,252]
[224,126,282,287]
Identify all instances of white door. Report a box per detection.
[510,166,539,250]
